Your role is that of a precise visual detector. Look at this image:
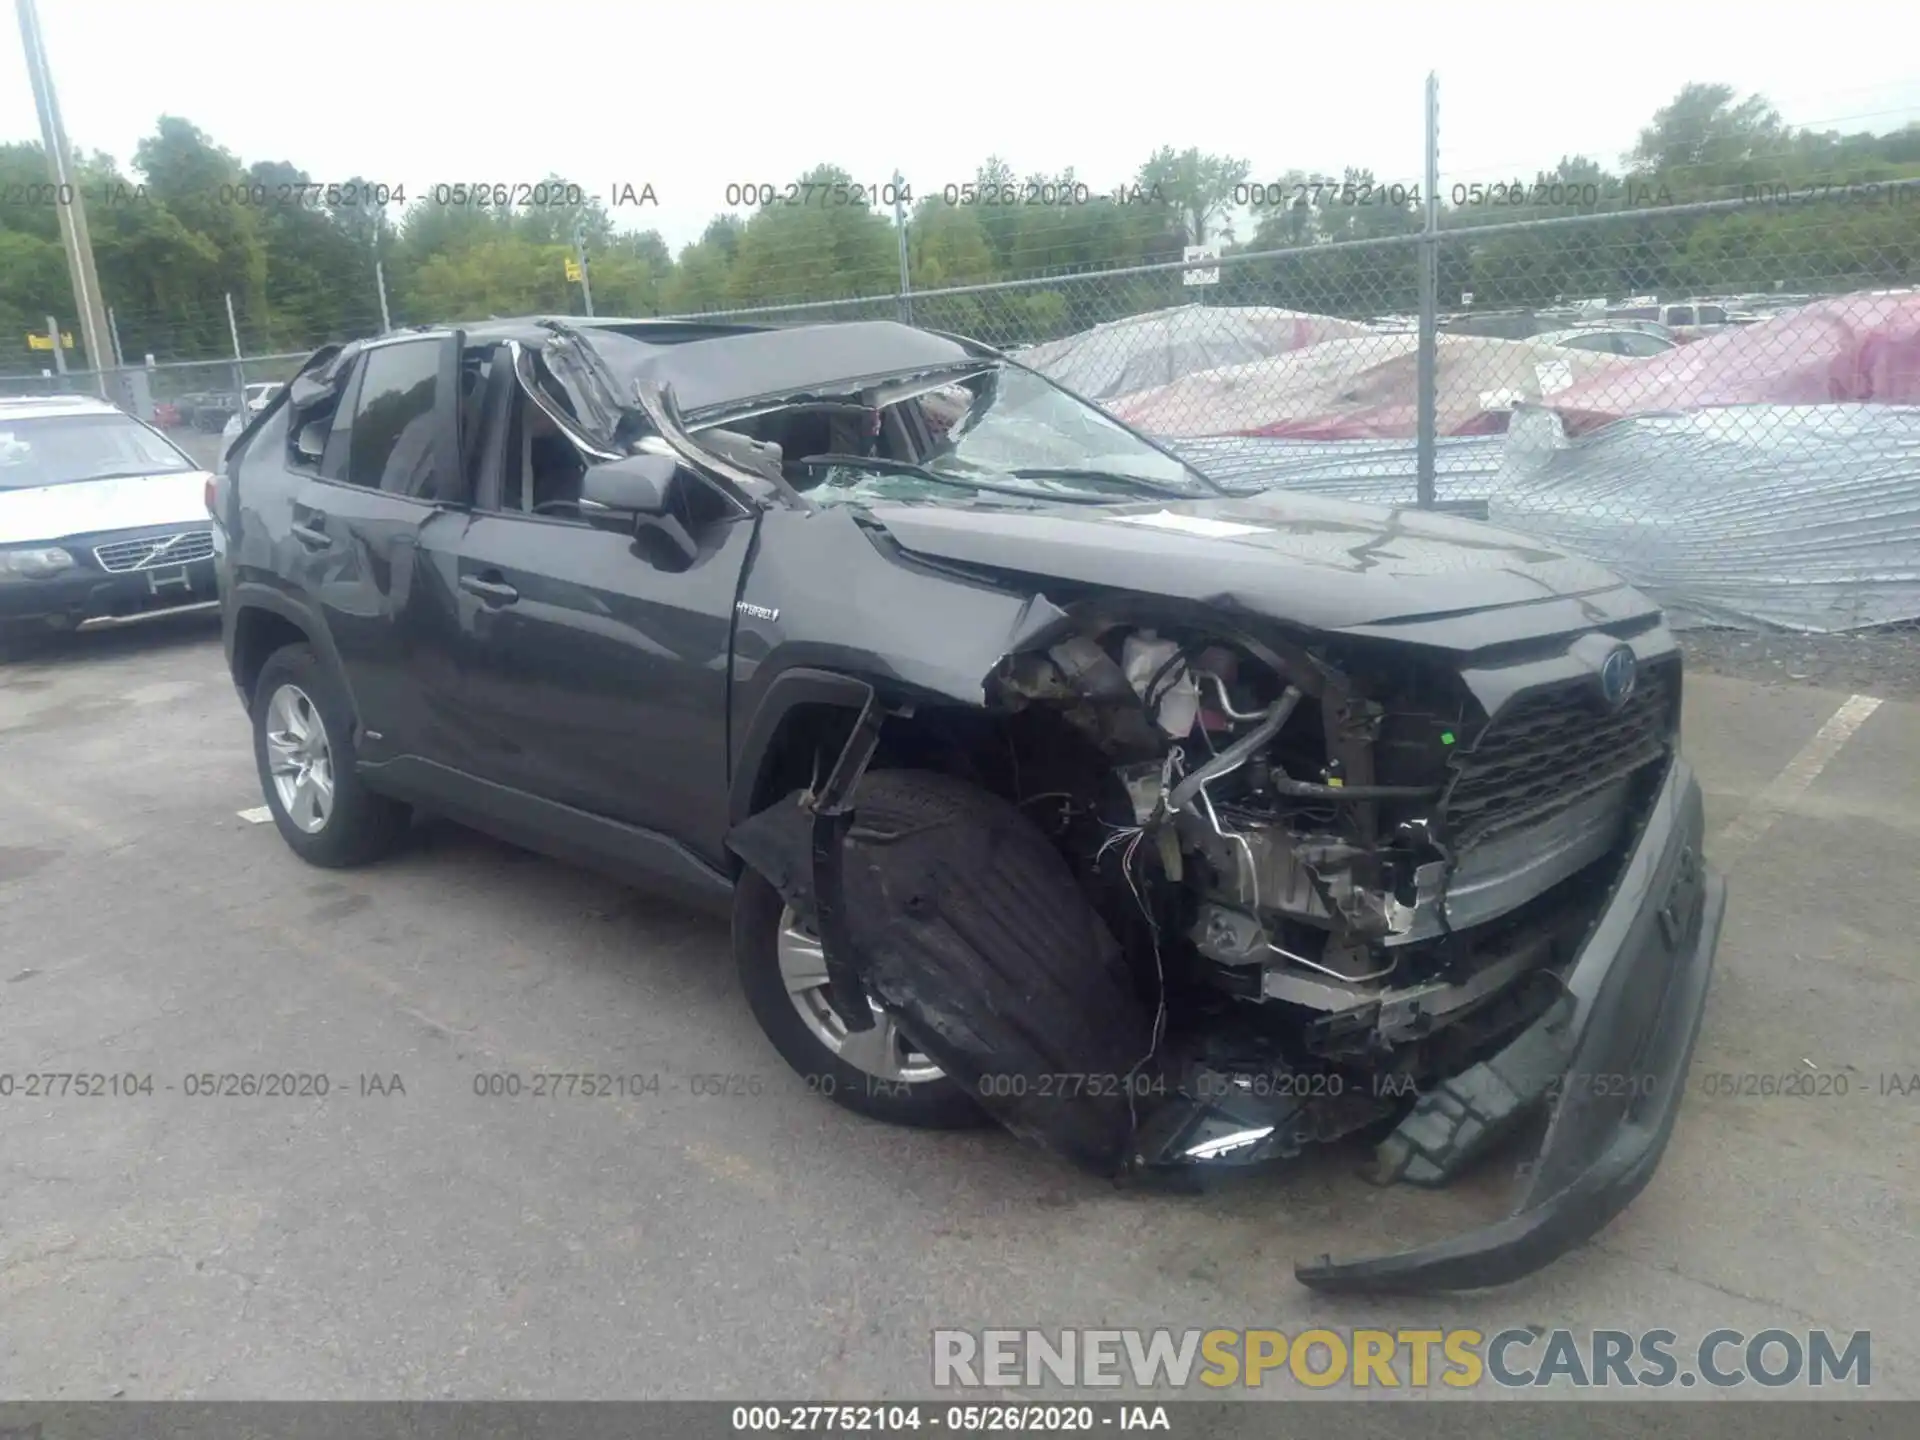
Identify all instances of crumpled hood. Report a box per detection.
[0,470,212,546]
[866,489,1635,633]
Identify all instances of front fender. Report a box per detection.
[725,507,1072,830]
[727,667,877,828]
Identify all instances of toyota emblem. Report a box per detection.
[1599,645,1637,709]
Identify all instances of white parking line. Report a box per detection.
[1713,692,1881,866]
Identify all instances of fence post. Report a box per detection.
[1415,71,1440,510]
[224,291,248,416]
[894,169,913,325]
[375,257,393,334]
[45,314,67,381]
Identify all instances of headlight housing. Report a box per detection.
[0,547,78,580]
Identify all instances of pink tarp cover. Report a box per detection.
[1107,334,1629,440]
[1543,289,1920,433]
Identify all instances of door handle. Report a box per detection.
[459,574,520,605]
[290,521,330,549]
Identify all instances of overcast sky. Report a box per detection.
[6,0,1917,253]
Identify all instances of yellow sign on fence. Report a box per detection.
[26,331,75,350]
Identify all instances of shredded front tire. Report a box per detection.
[735,863,988,1130]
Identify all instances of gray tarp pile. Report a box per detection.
[1167,405,1920,634]
[1022,293,1920,634]
[1015,303,1373,402]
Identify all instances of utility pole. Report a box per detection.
[893,169,913,325]
[17,0,113,399]
[373,227,393,333]
[573,221,595,317]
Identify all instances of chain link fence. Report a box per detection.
[5,84,1916,631]
[0,349,312,471]
[662,179,1920,634]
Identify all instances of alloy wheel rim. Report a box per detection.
[264,683,335,834]
[775,907,945,1084]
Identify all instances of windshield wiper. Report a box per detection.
[1003,466,1204,500]
[800,454,1121,505]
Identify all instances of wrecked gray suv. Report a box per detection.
[213,316,1725,1295]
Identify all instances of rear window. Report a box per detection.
[347,340,442,492]
[0,412,195,490]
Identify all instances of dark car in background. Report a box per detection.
[188,391,240,431]
[1535,324,1680,357]
[210,315,1724,1295]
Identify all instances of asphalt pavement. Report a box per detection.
[1,615,1915,1400]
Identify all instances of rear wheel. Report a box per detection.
[734,865,988,1129]
[251,643,409,867]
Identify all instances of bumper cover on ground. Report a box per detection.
[1296,756,1725,1293]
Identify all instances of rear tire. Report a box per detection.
[251,643,409,868]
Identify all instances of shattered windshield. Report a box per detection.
[923,364,1212,496]
[791,362,1215,509]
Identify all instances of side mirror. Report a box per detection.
[295,421,327,462]
[580,452,677,525]
[580,452,699,568]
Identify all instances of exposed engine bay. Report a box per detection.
[729,600,1680,1189]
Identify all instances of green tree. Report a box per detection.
[1627,83,1786,199]
[7,96,1920,377]
[1135,146,1250,245]
[724,164,897,306]
[661,216,746,313]
[132,117,268,349]
[590,230,674,315]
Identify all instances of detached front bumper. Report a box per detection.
[1295,755,1725,1294]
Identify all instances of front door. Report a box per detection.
[450,389,757,866]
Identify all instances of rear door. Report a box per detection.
[289,333,469,765]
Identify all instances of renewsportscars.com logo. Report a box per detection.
[932,1327,1872,1391]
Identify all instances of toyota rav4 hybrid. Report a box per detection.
[1,393,220,647]
[210,316,1726,1294]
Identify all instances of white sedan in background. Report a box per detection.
[216,382,286,474]
[1,394,218,645]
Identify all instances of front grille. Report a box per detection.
[1443,662,1677,846]
[93,528,214,573]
